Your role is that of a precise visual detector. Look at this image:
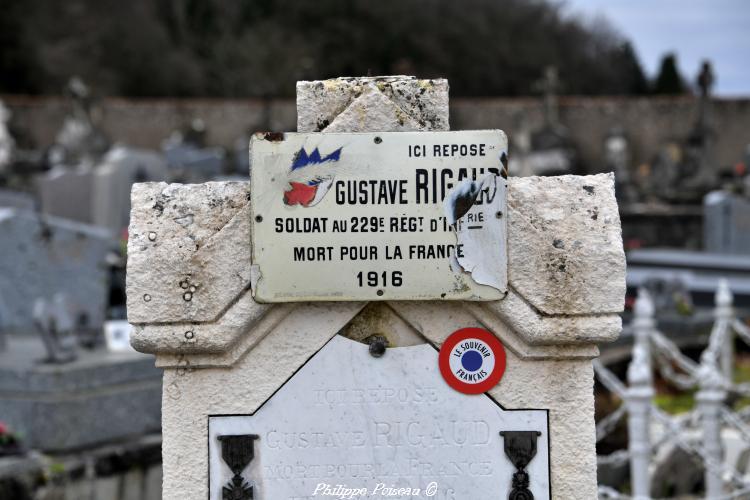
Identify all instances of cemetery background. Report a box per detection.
[0,1,749,499]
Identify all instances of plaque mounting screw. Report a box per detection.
[496,211,503,219]
[255,215,263,223]
[374,136,382,144]
[368,336,388,358]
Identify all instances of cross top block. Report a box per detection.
[297,76,449,132]
[126,77,624,365]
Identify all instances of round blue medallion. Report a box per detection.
[461,350,483,372]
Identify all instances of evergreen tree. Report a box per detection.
[619,42,650,95]
[0,0,46,93]
[653,53,687,95]
[0,0,652,98]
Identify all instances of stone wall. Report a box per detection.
[4,94,749,172]
[452,96,750,173]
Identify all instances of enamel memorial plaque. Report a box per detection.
[250,130,508,302]
[209,336,550,499]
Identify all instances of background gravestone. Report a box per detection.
[704,190,750,254]
[0,188,34,210]
[0,208,112,333]
[36,165,94,224]
[0,334,162,451]
[127,76,625,499]
[92,146,168,234]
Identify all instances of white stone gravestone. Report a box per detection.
[36,165,95,224]
[92,146,169,234]
[704,190,750,254]
[127,76,625,499]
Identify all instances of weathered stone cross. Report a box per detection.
[126,76,624,499]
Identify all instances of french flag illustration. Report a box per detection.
[283,146,342,207]
[283,179,333,207]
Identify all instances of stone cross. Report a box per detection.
[126,76,625,499]
[696,60,715,134]
[535,66,561,127]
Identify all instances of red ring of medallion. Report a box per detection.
[439,327,507,394]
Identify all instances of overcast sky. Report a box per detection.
[563,0,750,96]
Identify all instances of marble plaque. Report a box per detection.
[209,336,550,499]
